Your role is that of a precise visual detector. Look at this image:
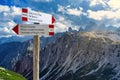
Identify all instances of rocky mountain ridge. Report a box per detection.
[13,31,120,80]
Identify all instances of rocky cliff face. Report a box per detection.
[13,32,120,80]
[0,41,31,70]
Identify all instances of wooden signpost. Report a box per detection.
[12,8,55,80]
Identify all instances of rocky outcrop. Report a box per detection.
[0,39,34,70]
[13,54,33,79]
[13,32,120,80]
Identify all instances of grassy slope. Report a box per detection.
[0,67,26,80]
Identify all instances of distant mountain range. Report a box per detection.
[0,21,119,45]
[11,31,120,80]
[0,0,120,79]
[0,41,30,70]
[0,25,120,80]
[0,36,32,45]
[1,0,120,80]
[0,32,64,70]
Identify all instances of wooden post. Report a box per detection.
[33,35,40,80]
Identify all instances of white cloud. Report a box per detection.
[108,0,120,10]
[0,5,33,37]
[58,5,66,14]
[87,9,120,27]
[0,5,21,17]
[87,9,120,20]
[87,0,120,27]
[89,0,120,11]
[4,27,10,33]
[58,16,65,21]
[55,15,68,32]
[71,26,79,31]
[3,12,8,16]
[66,5,71,8]
[68,0,89,7]
[34,0,51,2]
[0,5,23,37]
[66,8,83,16]
[8,20,16,28]
[0,27,13,36]
[0,5,10,12]
[55,22,80,32]
[54,15,80,32]
[0,20,17,35]
[11,6,21,15]
[55,22,67,32]
[58,5,84,16]
[89,0,106,7]
[87,10,107,20]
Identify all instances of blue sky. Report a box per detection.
[0,0,120,37]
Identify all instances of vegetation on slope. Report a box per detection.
[0,67,26,80]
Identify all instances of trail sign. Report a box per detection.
[14,8,56,80]
[22,8,55,24]
[12,24,54,36]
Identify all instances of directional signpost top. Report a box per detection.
[13,8,55,36]
[22,8,55,24]
[12,8,56,80]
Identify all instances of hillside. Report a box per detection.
[12,31,120,80]
[0,31,120,80]
[0,67,26,80]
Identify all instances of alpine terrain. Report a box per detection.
[13,31,120,80]
[0,67,26,80]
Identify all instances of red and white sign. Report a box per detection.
[12,24,54,36]
[22,8,55,24]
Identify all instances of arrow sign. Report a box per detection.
[12,24,54,36]
[22,8,55,24]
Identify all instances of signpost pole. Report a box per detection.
[33,35,40,80]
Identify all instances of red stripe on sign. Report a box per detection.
[22,17,28,21]
[49,25,54,28]
[52,16,55,24]
[49,32,54,36]
[22,8,28,13]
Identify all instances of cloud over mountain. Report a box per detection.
[0,0,120,37]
